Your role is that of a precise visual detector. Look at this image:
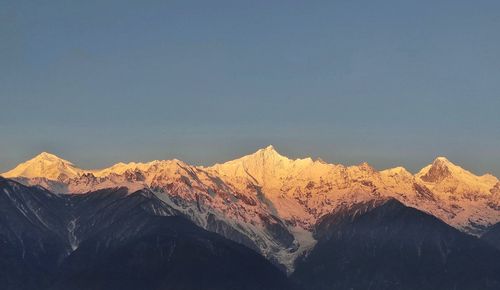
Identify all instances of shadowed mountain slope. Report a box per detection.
[0,178,295,290]
[292,199,500,290]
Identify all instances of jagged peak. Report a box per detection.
[217,145,290,166]
[264,144,276,151]
[417,157,454,183]
[428,156,465,172]
[434,156,449,161]
[432,156,455,166]
[254,145,284,157]
[381,166,412,175]
[91,159,186,177]
[349,161,375,173]
[416,156,498,185]
[4,149,498,191]
[359,161,373,168]
[208,145,314,188]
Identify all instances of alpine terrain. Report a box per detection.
[1,146,500,289]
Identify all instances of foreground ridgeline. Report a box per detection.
[1,146,500,290]
[0,178,295,290]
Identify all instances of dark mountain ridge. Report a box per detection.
[2,176,500,290]
[0,177,294,290]
[292,198,500,290]
[482,222,500,250]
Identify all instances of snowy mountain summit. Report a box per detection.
[3,152,83,181]
[2,146,499,272]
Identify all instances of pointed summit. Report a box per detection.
[434,156,449,162]
[38,151,54,157]
[416,156,495,185]
[418,156,455,183]
[263,144,276,151]
[235,145,290,166]
[253,145,285,158]
[2,152,83,181]
[357,161,375,172]
[209,145,300,188]
[432,156,454,166]
[33,151,70,162]
[430,156,462,171]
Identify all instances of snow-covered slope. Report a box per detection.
[414,157,499,234]
[208,147,499,233]
[3,152,83,181]
[2,146,499,271]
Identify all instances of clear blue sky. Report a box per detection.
[1,0,500,176]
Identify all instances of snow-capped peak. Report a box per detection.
[416,156,492,184]
[2,152,83,181]
[434,156,451,163]
[253,145,287,159]
[417,157,455,182]
[430,156,457,170]
[416,156,498,197]
[36,151,59,159]
[91,160,160,177]
[210,145,290,172]
[209,145,316,188]
[380,166,413,178]
[2,147,500,271]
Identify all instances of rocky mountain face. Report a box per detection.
[0,178,295,290]
[291,199,500,290]
[52,203,295,290]
[2,146,499,272]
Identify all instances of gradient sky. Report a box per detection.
[1,0,500,176]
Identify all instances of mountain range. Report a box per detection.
[1,146,500,289]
